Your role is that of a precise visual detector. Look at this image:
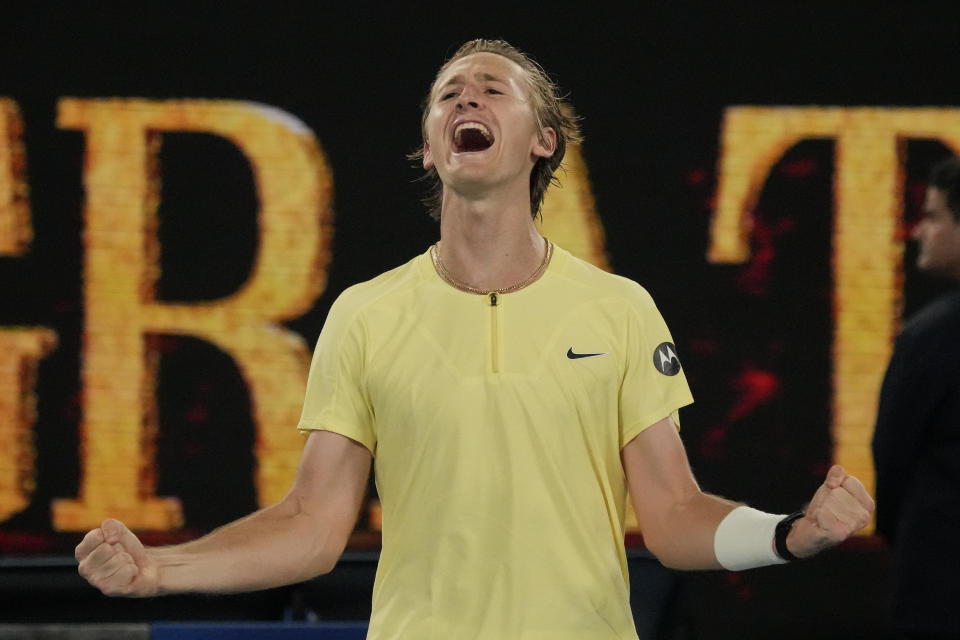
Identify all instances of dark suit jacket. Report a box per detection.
[872,287,960,635]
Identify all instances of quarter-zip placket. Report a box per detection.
[489,292,500,373]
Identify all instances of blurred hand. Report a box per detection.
[787,465,875,558]
[75,518,160,597]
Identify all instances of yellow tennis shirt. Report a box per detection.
[298,244,693,639]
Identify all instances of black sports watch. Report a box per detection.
[774,511,805,561]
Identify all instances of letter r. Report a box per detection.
[52,99,334,530]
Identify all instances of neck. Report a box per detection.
[436,191,546,293]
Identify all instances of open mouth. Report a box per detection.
[453,122,494,152]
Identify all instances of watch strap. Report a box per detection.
[774,511,805,561]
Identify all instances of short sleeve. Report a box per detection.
[619,285,694,447]
[297,290,377,454]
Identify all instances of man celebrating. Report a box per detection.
[76,40,874,639]
[873,155,960,640]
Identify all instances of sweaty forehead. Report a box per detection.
[432,52,530,95]
[926,187,949,213]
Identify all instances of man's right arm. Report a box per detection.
[76,430,372,597]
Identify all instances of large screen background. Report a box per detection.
[2,3,959,635]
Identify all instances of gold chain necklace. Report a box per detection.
[430,239,553,295]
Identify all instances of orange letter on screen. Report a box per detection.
[0,330,57,521]
[52,100,333,531]
[538,140,610,272]
[709,107,960,523]
[0,98,32,255]
[0,99,58,523]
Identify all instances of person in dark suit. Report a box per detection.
[873,154,960,640]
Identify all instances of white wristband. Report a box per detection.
[713,506,788,571]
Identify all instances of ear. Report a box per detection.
[422,141,434,170]
[532,127,557,159]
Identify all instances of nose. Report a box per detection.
[456,85,481,110]
[911,220,924,241]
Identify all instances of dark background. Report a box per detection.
[2,3,959,637]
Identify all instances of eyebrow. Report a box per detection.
[437,72,505,91]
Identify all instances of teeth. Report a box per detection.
[454,122,492,142]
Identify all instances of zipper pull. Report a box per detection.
[489,292,498,306]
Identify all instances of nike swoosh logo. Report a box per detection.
[567,347,608,360]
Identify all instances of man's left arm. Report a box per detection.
[622,416,875,570]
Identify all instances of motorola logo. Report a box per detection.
[653,342,681,376]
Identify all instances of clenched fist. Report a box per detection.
[75,519,160,597]
[787,465,875,558]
